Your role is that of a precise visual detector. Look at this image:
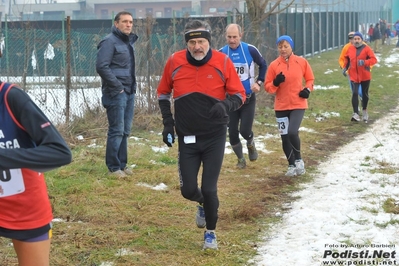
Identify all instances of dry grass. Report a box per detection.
[1,45,398,265]
[382,198,399,215]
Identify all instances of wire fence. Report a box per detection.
[0,6,380,125]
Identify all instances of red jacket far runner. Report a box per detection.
[344,44,377,83]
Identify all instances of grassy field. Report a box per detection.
[1,45,398,266]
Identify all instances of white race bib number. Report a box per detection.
[234,63,249,81]
[184,135,196,144]
[276,117,289,135]
[0,169,25,197]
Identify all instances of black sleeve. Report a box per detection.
[159,99,174,126]
[344,56,350,69]
[223,94,242,112]
[249,45,267,82]
[0,87,72,171]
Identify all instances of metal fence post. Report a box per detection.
[146,16,151,111]
[4,15,8,82]
[65,16,71,124]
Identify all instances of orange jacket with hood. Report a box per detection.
[339,41,370,70]
[265,53,315,111]
[339,42,352,69]
[343,43,377,83]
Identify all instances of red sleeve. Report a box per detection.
[157,55,174,100]
[365,48,377,67]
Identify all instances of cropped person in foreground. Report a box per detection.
[0,81,72,266]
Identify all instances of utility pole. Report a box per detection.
[8,0,12,17]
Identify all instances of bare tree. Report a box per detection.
[245,0,295,47]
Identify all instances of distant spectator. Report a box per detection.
[385,26,392,45]
[372,23,381,53]
[380,19,387,45]
[395,20,399,47]
[367,24,374,43]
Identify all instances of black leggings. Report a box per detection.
[178,129,226,230]
[228,93,256,145]
[351,80,370,113]
[275,109,305,166]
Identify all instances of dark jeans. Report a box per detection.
[178,129,226,230]
[102,91,135,172]
[228,93,256,145]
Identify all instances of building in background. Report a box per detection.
[0,0,393,22]
[1,0,244,20]
[392,0,399,24]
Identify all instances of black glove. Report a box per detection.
[224,94,243,112]
[299,88,310,99]
[162,125,175,147]
[273,71,285,86]
[209,101,227,118]
[159,100,175,147]
[342,68,347,77]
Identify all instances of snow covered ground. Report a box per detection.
[249,50,399,266]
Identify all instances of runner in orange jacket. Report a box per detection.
[339,32,355,69]
[265,35,314,177]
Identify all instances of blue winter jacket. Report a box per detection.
[96,26,138,98]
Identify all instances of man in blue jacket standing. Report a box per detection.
[219,23,267,169]
[96,11,138,178]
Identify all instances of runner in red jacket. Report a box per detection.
[343,31,377,122]
[157,20,245,250]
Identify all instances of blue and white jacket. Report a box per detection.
[220,42,267,95]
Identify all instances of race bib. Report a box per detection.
[184,135,196,144]
[234,63,249,81]
[276,117,289,135]
[0,169,25,197]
